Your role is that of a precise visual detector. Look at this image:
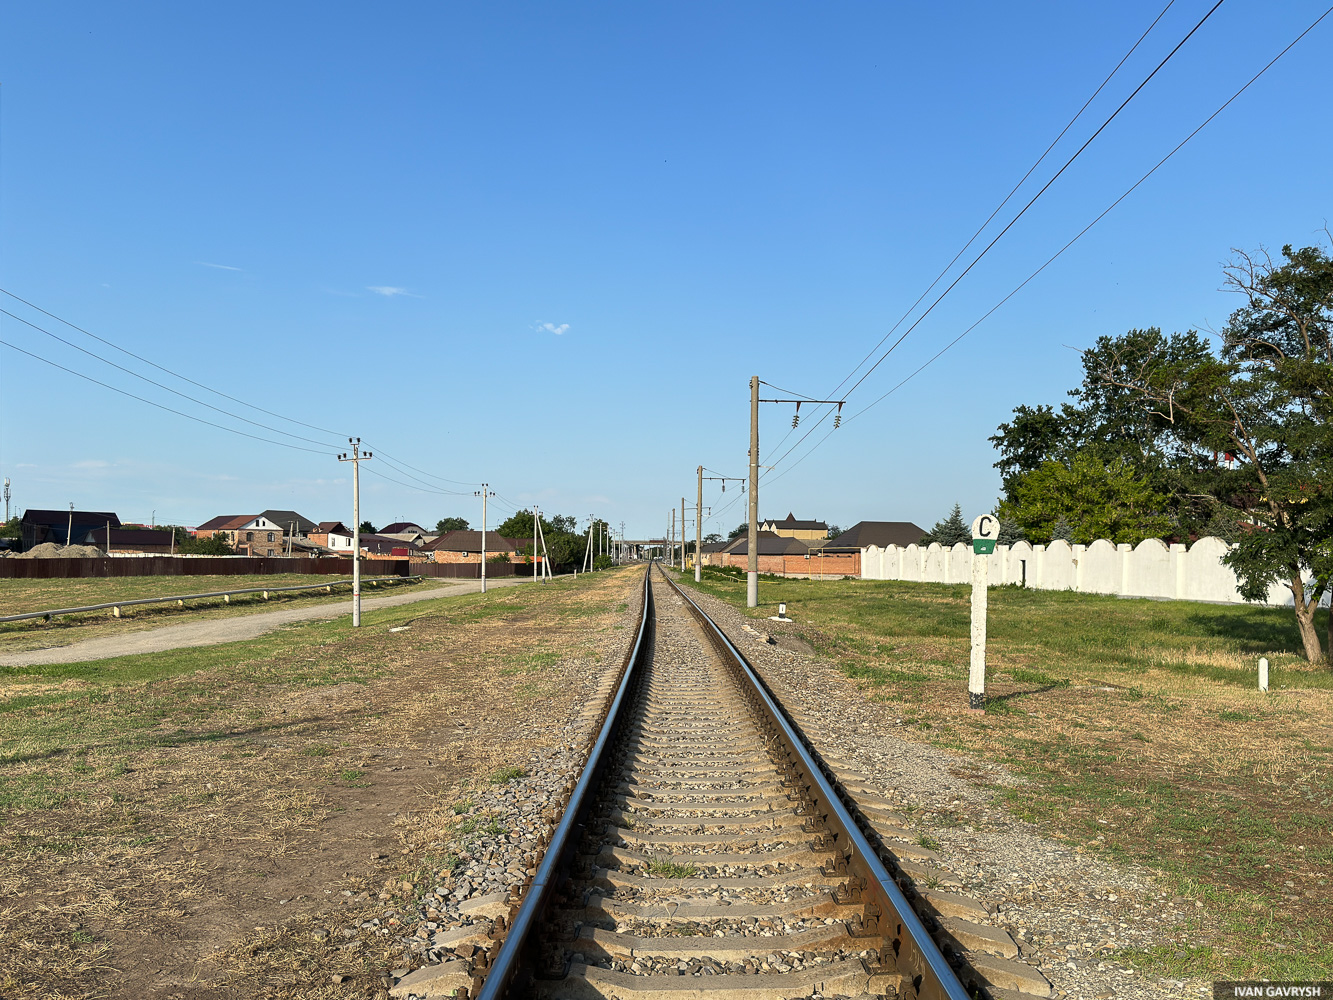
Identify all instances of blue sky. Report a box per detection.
[1,1,1329,538]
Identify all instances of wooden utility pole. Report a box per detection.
[748,376,759,608]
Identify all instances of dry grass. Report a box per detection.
[0,567,640,999]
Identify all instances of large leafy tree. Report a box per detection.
[728,522,748,540]
[1092,241,1333,662]
[435,516,469,533]
[997,453,1173,545]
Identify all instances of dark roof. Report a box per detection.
[259,510,318,534]
[380,522,427,535]
[359,534,419,554]
[763,513,827,532]
[197,514,251,531]
[315,521,351,534]
[701,541,729,553]
[22,509,121,528]
[427,530,515,553]
[722,530,810,556]
[87,527,173,546]
[824,520,928,550]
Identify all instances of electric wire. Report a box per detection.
[1,308,345,449]
[753,0,1220,480]
[837,0,1228,404]
[823,0,1179,401]
[0,337,333,455]
[761,1,1333,488]
[0,287,350,439]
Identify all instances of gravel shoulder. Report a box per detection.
[674,575,1214,1000]
[0,577,533,667]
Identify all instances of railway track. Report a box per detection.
[412,564,1052,1000]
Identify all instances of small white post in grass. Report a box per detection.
[1259,657,1269,692]
[969,514,1001,711]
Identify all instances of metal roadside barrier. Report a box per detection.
[0,575,426,625]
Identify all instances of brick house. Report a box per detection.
[426,530,524,564]
[310,521,355,552]
[194,514,289,556]
[759,513,828,542]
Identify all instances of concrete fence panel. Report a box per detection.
[858,533,1316,607]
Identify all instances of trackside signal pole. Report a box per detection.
[969,514,1000,710]
[338,439,373,627]
[475,484,495,592]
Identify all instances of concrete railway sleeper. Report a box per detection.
[404,566,1053,1000]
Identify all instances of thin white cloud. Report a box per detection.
[368,285,412,297]
[536,322,569,335]
[197,261,243,271]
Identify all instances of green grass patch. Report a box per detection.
[489,766,526,784]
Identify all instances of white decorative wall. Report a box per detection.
[860,537,1299,606]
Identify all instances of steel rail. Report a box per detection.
[0,575,424,624]
[659,567,972,1000]
[475,565,653,1000]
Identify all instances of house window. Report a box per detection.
[267,548,274,556]
[267,532,274,542]
[246,532,254,541]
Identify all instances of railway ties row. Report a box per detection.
[406,566,1055,1000]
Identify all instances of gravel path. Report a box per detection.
[0,576,536,667]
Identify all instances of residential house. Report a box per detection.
[359,534,419,558]
[20,509,121,550]
[759,513,828,542]
[258,510,318,538]
[84,526,175,554]
[426,530,522,564]
[310,521,355,552]
[717,531,810,575]
[195,514,289,556]
[380,521,428,536]
[823,521,926,552]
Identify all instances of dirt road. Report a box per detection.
[0,575,535,667]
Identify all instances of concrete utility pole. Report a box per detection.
[680,497,686,571]
[67,502,74,548]
[338,439,373,627]
[532,507,540,583]
[669,509,675,570]
[748,375,759,608]
[696,466,704,582]
[3,478,10,523]
[475,484,495,592]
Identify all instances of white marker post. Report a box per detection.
[969,514,1000,711]
[1259,657,1269,693]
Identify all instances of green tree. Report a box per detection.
[1093,240,1333,662]
[495,511,549,539]
[171,527,234,555]
[825,524,843,540]
[435,516,469,533]
[727,522,748,541]
[0,516,18,540]
[999,453,1175,546]
[358,521,377,534]
[920,504,970,546]
[704,532,723,544]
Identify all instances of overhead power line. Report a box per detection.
[838,0,1228,402]
[762,0,1333,488]
[1,308,343,449]
[756,0,1218,480]
[0,287,349,439]
[825,0,1180,402]
[0,337,332,455]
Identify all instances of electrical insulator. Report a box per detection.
[834,414,842,428]
[792,414,800,428]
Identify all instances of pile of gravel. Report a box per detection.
[12,543,105,559]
